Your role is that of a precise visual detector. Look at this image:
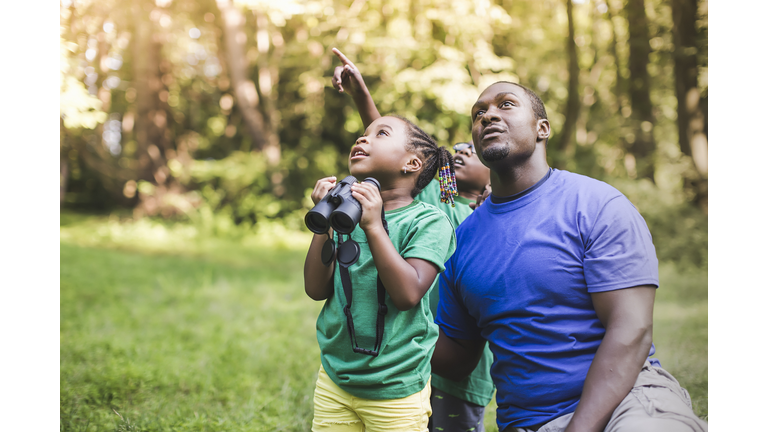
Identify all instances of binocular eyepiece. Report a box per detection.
[305,176,381,234]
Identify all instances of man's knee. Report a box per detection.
[607,416,702,432]
[605,365,707,432]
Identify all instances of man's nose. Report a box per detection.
[481,109,501,125]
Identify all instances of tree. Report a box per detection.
[671,0,707,208]
[625,0,657,181]
[557,0,581,164]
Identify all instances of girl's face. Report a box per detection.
[348,116,417,182]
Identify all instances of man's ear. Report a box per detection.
[537,119,551,142]
[405,156,423,174]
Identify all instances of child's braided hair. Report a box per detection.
[392,115,458,206]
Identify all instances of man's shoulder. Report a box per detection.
[550,170,630,213]
[555,170,623,199]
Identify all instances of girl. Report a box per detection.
[304,113,458,431]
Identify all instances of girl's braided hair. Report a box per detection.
[392,115,458,205]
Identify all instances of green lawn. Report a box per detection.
[60,215,707,431]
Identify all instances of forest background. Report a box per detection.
[54,0,709,430]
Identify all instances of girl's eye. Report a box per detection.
[377,130,388,136]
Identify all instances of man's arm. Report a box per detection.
[331,48,381,128]
[431,328,486,381]
[564,285,655,432]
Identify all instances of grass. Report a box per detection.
[60,212,707,431]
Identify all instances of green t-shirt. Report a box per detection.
[416,179,496,407]
[414,179,474,230]
[316,200,456,400]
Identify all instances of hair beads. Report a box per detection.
[438,162,458,207]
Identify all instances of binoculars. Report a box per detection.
[305,176,381,234]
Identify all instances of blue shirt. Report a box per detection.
[436,169,659,430]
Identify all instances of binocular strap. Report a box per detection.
[339,265,387,357]
[337,206,390,357]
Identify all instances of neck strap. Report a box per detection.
[337,207,390,357]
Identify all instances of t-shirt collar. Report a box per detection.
[489,167,554,204]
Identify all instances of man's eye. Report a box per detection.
[474,110,485,119]
[501,101,514,107]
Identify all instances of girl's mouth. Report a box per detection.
[350,146,369,160]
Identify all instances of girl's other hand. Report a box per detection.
[311,177,337,205]
[331,48,366,96]
[350,182,383,232]
[469,184,492,210]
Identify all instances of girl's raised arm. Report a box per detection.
[331,48,381,128]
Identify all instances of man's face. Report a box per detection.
[470,82,543,167]
[453,143,490,192]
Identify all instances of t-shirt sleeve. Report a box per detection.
[400,209,456,273]
[435,255,484,340]
[583,195,660,293]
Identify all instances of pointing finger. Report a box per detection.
[332,47,356,68]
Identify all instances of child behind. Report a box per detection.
[304,113,458,431]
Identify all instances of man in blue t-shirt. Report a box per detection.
[431,81,708,432]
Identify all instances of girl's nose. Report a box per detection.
[355,136,369,145]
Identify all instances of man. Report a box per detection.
[330,48,496,432]
[431,81,708,432]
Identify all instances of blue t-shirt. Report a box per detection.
[436,169,659,430]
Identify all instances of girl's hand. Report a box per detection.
[469,184,492,210]
[311,176,337,205]
[350,182,383,232]
[331,48,367,97]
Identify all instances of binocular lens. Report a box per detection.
[305,212,330,234]
[330,212,355,234]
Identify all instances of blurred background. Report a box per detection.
[59,0,708,430]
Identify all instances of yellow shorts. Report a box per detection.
[312,366,432,432]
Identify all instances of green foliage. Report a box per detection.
[59,0,708,248]
[610,177,707,269]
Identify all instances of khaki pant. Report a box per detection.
[505,361,708,432]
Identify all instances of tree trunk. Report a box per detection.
[132,1,166,183]
[671,0,707,176]
[671,0,707,212]
[132,0,175,217]
[60,157,69,206]
[606,0,624,110]
[559,0,581,165]
[625,0,656,181]
[217,0,273,155]
[254,11,282,166]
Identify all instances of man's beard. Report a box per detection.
[481,145,510,162]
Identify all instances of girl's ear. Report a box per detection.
[404,155,423,174]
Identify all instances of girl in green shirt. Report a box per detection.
[304,112,458,431]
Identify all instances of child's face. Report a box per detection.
[453,143,491,192]
[348,116,415,181]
